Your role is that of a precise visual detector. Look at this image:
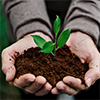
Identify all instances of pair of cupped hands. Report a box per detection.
[2,31,100,96]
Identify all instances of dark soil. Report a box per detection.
[15,45,89,87]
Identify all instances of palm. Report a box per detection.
[66,32,100,86]
[10,33,52,55]
[66,32,98,63]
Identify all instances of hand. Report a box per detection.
[51,31,100,95]
[2,32,52,96]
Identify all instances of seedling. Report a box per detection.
[31,15,71,56]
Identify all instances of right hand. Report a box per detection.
[1,32,52,96]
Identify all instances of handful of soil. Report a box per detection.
[15,45,89,87]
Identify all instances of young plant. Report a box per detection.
[31,15,71,56]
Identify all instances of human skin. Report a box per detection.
[51,32,100,95]
[2,31,100,96]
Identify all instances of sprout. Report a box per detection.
[31,15,71,56]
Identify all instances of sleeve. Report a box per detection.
[63,0,100,44]
[1,0,53,39]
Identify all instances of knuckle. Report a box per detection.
[1,65,8,75]
[72,91,78,95]
[43,88,50,94]
[64,86,78,95]
[24,89,34,94]
[1,49,6,57]
[94,67,100,78]
[1,48,8,58]
[68,91,78,96]
[2,66,5,72]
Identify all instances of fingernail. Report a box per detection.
[6,72,9,76]
[36,83,42,87]
[6,72,9,80]
[26,79,34,84]
[44,88,49,93]
[86,78,92,87]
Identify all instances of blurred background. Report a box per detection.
[0,1,21,99]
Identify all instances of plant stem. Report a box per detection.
[51,52,55,56]
[54,34,57,56]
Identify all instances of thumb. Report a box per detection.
[5,65,16,82]
[85,58,100,87]
[2,48,16,82]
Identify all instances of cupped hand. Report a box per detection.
[51,31,100,95]
[1,32,52,96]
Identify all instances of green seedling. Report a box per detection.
[31,15,71,56]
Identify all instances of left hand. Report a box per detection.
[51,31,100,95]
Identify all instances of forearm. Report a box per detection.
[1,0,53,40]
[64,0,100,44]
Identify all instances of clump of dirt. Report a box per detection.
[15,45,89,87]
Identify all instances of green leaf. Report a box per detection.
[57,28,71,49]
[31,35,46,49]
[54,15,61,35]
[39,41,54,53]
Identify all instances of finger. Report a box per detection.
[56,81,78,95]
[51,87,60,94]
[63,76,86,90]
[1,48,16,82]
[85,68,100,87]
[85,58,100,87]
[24,76,46,94]
[35,82,52,96]
[13,74,35,89]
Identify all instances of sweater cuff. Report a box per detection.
[64,17,99,44]
[16,21,53,40]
